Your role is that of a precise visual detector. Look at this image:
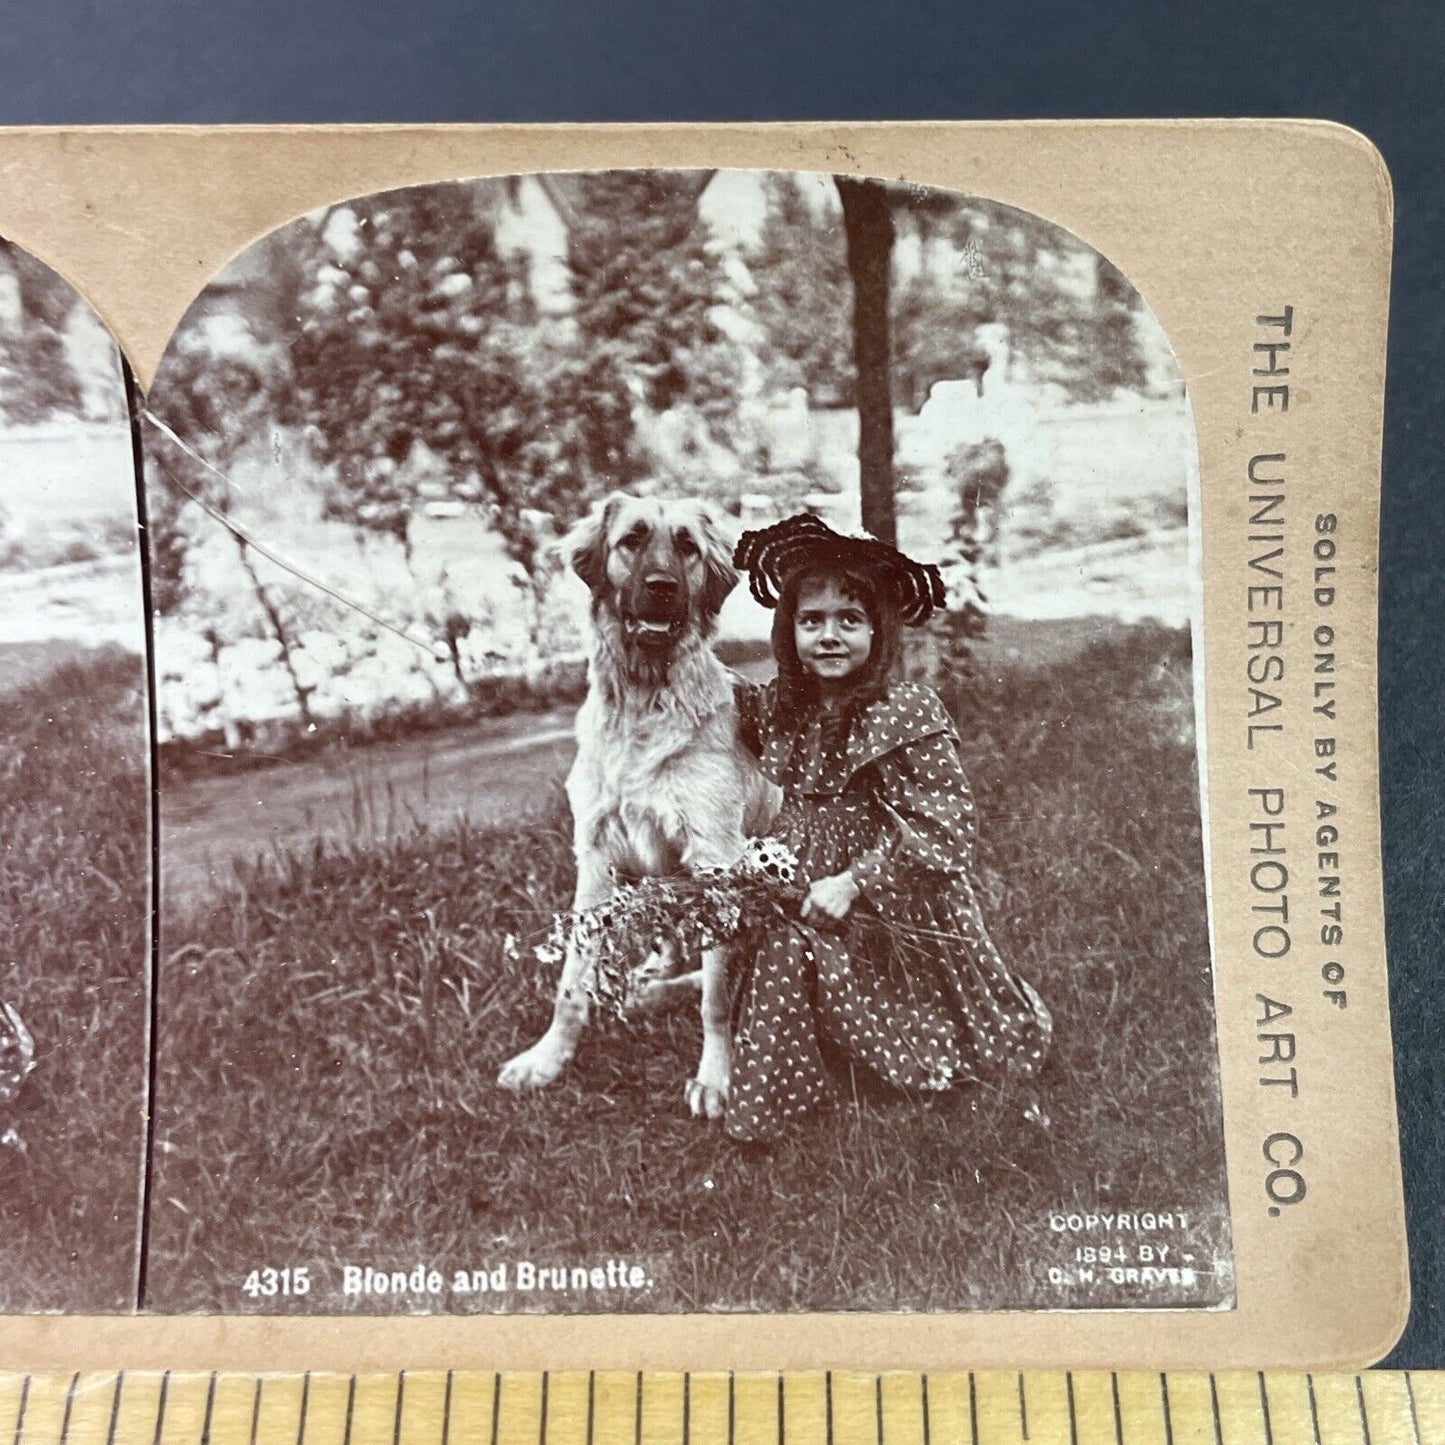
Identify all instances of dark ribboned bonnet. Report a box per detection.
[733,512,947,626]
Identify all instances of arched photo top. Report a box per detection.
[0,232,150,1315]
[0,236,136,586]
[144,167,1197,639]
[140,169,1227,1323]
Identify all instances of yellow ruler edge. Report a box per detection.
[1,1371,1442,1445]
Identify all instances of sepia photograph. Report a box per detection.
[0,237,150,1311]
[140,168,1233,1316]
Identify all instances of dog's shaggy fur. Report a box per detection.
[498,492,777,1115]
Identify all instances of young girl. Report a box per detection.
[726,513,1051,1142]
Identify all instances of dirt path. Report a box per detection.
[161,710,579,907]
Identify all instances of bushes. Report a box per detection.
[158,657,588,782]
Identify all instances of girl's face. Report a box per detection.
[793,575,874,688]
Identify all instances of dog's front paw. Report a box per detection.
[686,1032,730,1120]
[498,1039,569,1091]
[684,1073,729,1121]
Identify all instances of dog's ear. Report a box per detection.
[565,494,622,593]
[695,503,739,618]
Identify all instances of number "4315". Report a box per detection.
[242,1267,311,1298]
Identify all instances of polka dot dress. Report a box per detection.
[726,680,1052,1143]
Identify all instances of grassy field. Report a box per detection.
[0,646,150,1312]
[146,621,1232,1315]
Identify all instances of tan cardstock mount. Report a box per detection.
[0,120,1404,1371]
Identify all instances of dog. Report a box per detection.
[497,492,778,1117]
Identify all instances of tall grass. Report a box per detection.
[0,647,149,1311]
[146,622,1232,1314]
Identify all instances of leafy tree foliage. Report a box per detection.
[278,175,743,567]
[889,190,1151,406]
[748,176,854,403]
[144,282,294,614]
[0,240,84,424]
[282,186,629,571]
[748,185,1152,416]
[148,174,757,616]
[567,171,741,426]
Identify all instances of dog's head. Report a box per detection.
[564,492,738,657]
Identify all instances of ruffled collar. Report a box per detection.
[758,680,956,794]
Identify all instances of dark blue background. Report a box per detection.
[2,0,1439,1365]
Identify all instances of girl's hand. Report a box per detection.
[801,871,861,922]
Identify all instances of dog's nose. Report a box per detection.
[644,573,680,596]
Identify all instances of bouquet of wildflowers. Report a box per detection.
[509,837,805,1018]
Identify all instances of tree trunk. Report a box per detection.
[836,177,897,545]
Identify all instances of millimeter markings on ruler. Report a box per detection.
[1,1372,1441,1445]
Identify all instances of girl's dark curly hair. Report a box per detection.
[771,563,904,732]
